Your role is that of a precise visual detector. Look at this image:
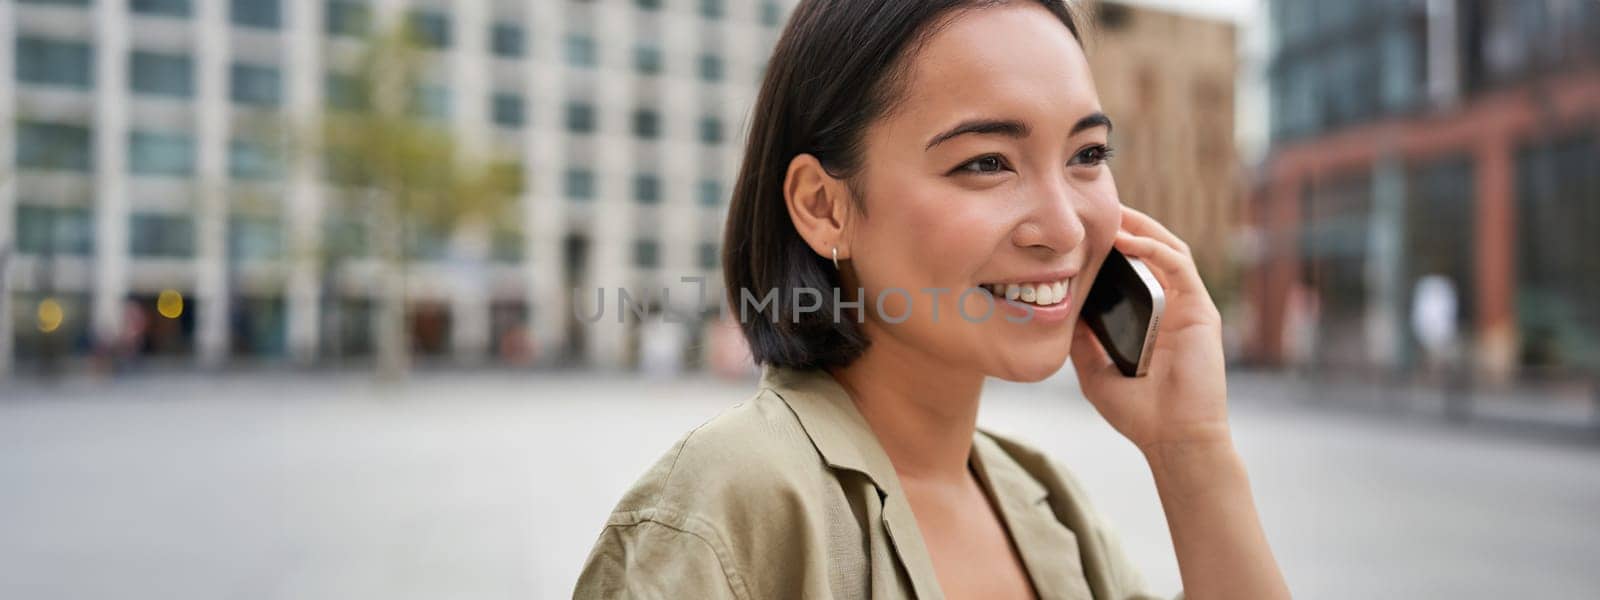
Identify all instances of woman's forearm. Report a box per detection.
[1144,435,1290,599]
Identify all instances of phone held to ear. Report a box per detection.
[1081,247,1165,377]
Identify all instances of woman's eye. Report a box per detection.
[1071,144,1116,167]
[955,154,1009,175]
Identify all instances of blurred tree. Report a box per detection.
[313,25,521,378]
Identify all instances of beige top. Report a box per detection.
[573,365,1174,599]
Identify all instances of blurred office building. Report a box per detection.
[1085,0,1241,292]
[2,0,794,375]
[1244,0,1600,383]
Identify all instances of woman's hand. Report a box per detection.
[1070,206,1292,599]
[1070,205,1230,453]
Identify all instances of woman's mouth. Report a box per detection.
[980,278,1071,307]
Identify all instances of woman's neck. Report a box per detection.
[829,333,986,485]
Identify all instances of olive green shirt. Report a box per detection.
[574,365,1173,599]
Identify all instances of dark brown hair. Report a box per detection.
[722,0,1084,370]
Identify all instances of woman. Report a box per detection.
[575,1,1289,598]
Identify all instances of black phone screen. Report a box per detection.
[1081,248,1161,376]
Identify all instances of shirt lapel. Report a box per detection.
[970,431,1095,600]
[762,365,947,600]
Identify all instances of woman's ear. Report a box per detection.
[784,153,853,262]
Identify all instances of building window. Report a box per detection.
[129,131,196,176]
[230,63,282,107]
[411,85,450,119]
[761,0,781,27]
[17,0,92,6]
[632,109,659,139]
[325,72,369,111]
[493,93,525,128]
[405,224,450,260]
[698,179,722,207]
[131,51,194,97]
[132,0,191,17]
[129,213,196,257]
[697,54,723,82]
[634,0,662,10]
[633,44,662,75]
[633,239,659,268]
[633,174,660,204]
[698,242,719,270]
[408,10,451,48]
[15,205,94,256]
[491,228,524,263]
[16,121,92,171]
[699,116,723,144]
[16,37,92,89]
[492,23,525,57]
[565,34,598,68]
[700,0,724,19]
[565,102,596,133]
[229,215,285,260]
[231,0,281,29]
[229,139,282,180]
[564,169,596,200]
[325,1,371,37]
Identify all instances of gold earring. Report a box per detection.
[832,246,840,270]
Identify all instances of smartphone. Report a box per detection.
[1081,247,1165,377]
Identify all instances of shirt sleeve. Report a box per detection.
[1091,521,1184,600]
[573,518,746,600]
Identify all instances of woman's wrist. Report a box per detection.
[1141,431,1251,505]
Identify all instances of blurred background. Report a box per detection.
[2,0,1597,598]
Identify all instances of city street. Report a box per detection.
[2,370,1597,599]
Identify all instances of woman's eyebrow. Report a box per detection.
[924,112,1114,151]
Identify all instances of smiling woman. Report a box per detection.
[573,1,1290,599]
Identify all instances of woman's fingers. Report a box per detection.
[1114,230,1205,295]
[1120,205,1191,257]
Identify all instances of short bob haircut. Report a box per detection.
[722,0,1085,370]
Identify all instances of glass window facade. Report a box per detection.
[564,169,595,200]
[17,37,93,89]
[492,23,524,57]
[231,0,281,29]
[229,215,285,260]
[129,130,195,176]
[632,174,660,204]
[131,51,194,97]
[633,239,659,268]
[493,93,524,128]
[632,109,659,139]
[565,34,597,68]
[132,0,190,17]
[229,139,282,180]
[565,102,596,133]
[408,10,450,48]
[1516,135,1600,371]
[230,63,282,107]
[130,213,196,257]
[699,116,722,144]
[326,1,371,37]
[16,122,92,171]
[15,205,94,256]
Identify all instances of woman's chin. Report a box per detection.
[987,352,1071,383]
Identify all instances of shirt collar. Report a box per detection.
[759,364,902,494]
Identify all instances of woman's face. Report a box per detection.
[846,3,1121,382]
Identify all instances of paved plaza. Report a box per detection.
[3,370,1597,599]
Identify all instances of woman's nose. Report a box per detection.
[1011,178,1088,255]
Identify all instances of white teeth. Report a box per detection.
[979,279,1071,306]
